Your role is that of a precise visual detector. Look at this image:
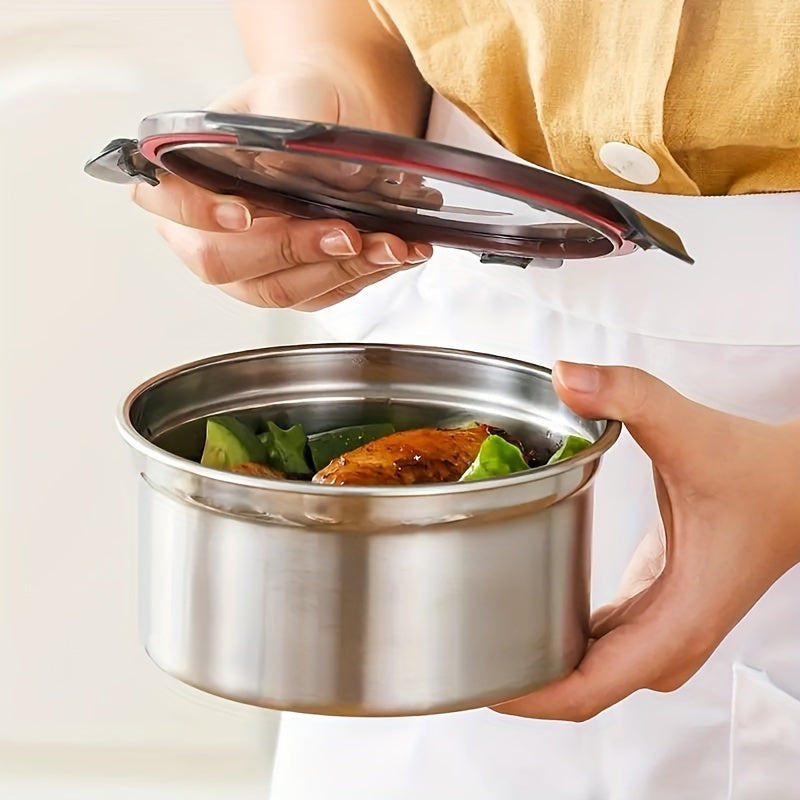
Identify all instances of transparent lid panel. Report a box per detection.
[160,144,601,243]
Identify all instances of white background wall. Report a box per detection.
[0,2,321,796]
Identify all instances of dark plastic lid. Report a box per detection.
[85,110,693,268]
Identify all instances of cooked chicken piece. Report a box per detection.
[312,424,492,486]
[230,462,286,480]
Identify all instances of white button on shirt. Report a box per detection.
[598,141,661,185]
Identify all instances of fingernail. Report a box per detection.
[214,202,251,231]
[320,229,358,257]
[405,244,432,265]
[380,169,405,186]
[339,162,363,177]
[366,241,403,266]
[554,361,600,393]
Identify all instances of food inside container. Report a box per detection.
[194,411,592,486]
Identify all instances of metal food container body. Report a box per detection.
[119,344,620,716]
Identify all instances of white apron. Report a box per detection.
[269,99,800,800]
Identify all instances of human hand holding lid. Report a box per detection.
[128,63,435,311]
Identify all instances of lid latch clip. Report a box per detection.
[83,139,161,186]
[479,253,563,269]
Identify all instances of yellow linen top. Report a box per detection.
[369,0,800,195]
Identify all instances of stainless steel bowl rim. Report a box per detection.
[117,343,622,498]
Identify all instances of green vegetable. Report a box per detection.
[459,435,529,482]
[308,422,396,471]
[547,434,592,464]
[200,415,266,470]
[258,421,313,477]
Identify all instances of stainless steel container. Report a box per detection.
[118,343,620,716]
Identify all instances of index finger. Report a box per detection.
[490,583,703,722]
[131,173,254,233]
[491,622,652,722]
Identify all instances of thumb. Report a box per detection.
[551,361,725,472]
[213,74,374,192]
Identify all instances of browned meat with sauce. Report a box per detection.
[231,462,286,480]
[312,424,492,486]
